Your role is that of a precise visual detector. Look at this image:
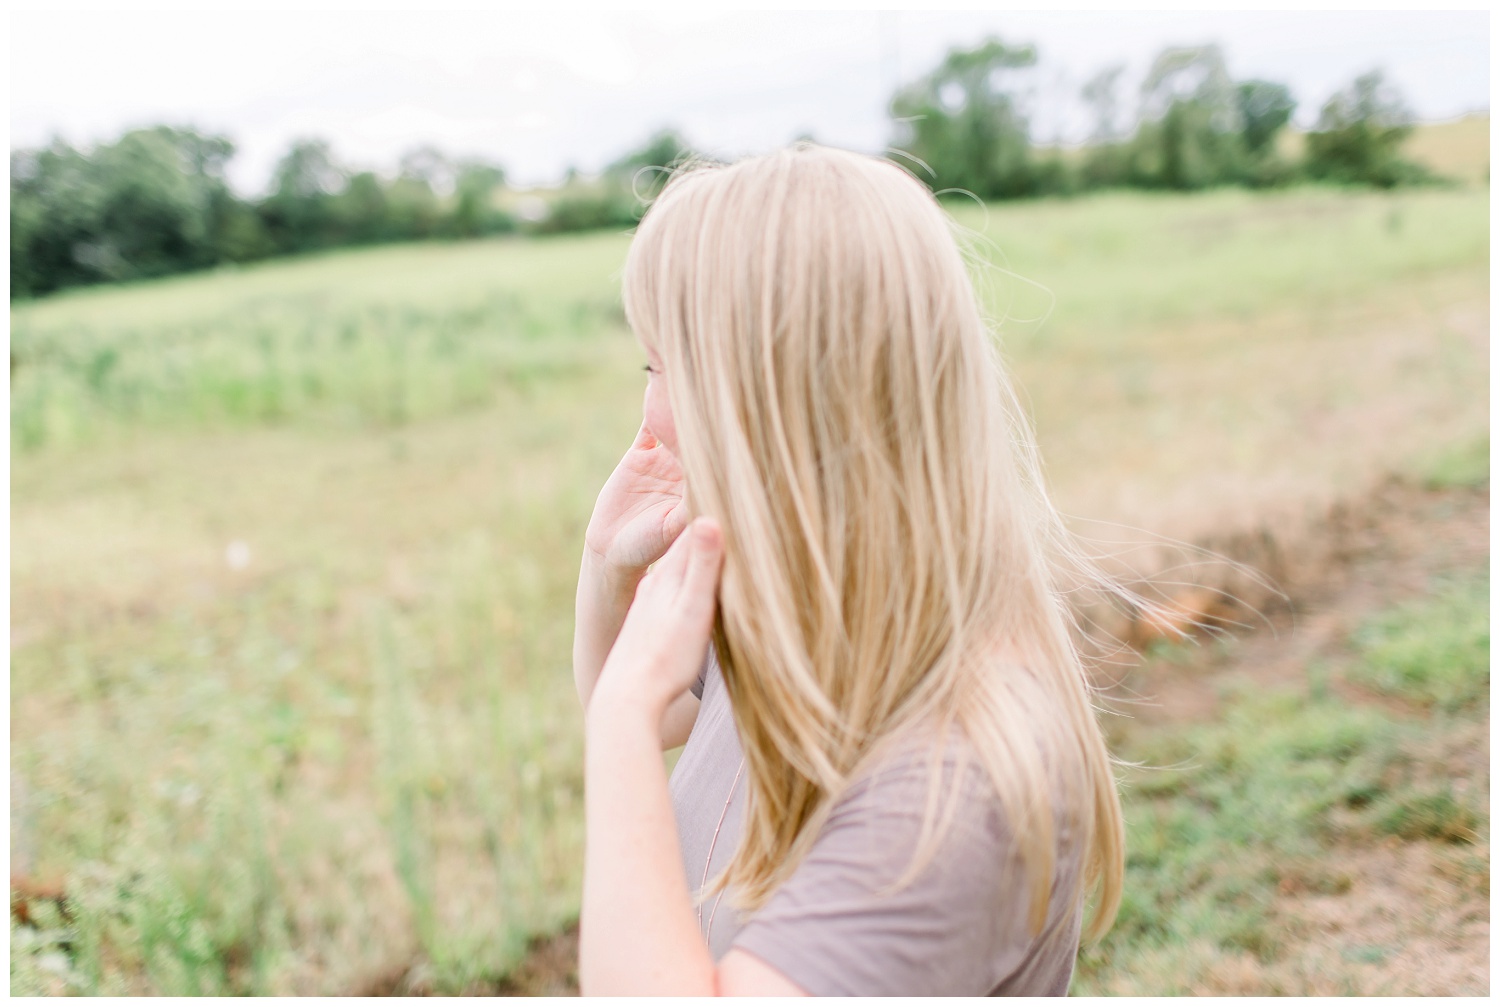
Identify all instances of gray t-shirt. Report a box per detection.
[668,651,1085,996]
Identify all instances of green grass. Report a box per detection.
[10,184,1491,994]
[1348,574,1490,713]
[1073,569,1490,995]
[1419,433,1490,491]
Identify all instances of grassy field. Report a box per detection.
[10,176,1490,993]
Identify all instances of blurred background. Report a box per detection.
[10,9,1490,996]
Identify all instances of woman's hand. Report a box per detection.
[574,422,700,736]
[592,518,725,726]
[584,422,690,583]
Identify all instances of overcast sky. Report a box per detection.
[11,9,1491,195]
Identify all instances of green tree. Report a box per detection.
[382,149,446,240]
[1079,64,1132,189]
[11,128,520,298]
[258,139,347,252]
[271,138,345,199]
[604,129,696,200]
[334,171,390,243]
[1304,70,1428,187]
[1234,79,1297,187]
[91,128,223,274]
[11,126,250,297]
[1083,64,1127,143]
[531,130,696,235]
[448,161,512,237]
[889,37,1041,199]
[1129,45,1246,190]
[12,142,103,295]
[398,145,455,195]
[1236,80,1296,158]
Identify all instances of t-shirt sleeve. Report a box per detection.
[728,751,1042,996]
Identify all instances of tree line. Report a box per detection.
[11,38,1445,298]
[892,40,1434,199]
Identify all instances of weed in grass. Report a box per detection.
[1273,857,1354,896]
[1340,944,1390,965]
[1419,434,1490,490]
[1348,573,1489,713]
[1306,659,1332,703]
[1372,788,1484,844]
[1431,847,1490,896]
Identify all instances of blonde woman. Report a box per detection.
[572,144,1124,996]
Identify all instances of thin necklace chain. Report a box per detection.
[697,758,745,944]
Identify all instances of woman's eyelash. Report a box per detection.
[643,364,657,374]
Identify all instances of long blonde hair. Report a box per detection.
[621,144,1124,941]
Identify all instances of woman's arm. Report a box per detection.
[582,697,714,994]
[579,518,806,996]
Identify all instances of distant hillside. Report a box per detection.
[1404,114,1489,184]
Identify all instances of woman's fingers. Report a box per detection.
[642,517,722,607]
[602,518,725,711]
[676,519,724,621]
[661,498,690,545]
[650,514,697,584]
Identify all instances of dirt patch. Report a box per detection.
[356,923,579,996]
[1102,476,1489,724]
[495,923,581,996]
[1266,840,1490,996]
